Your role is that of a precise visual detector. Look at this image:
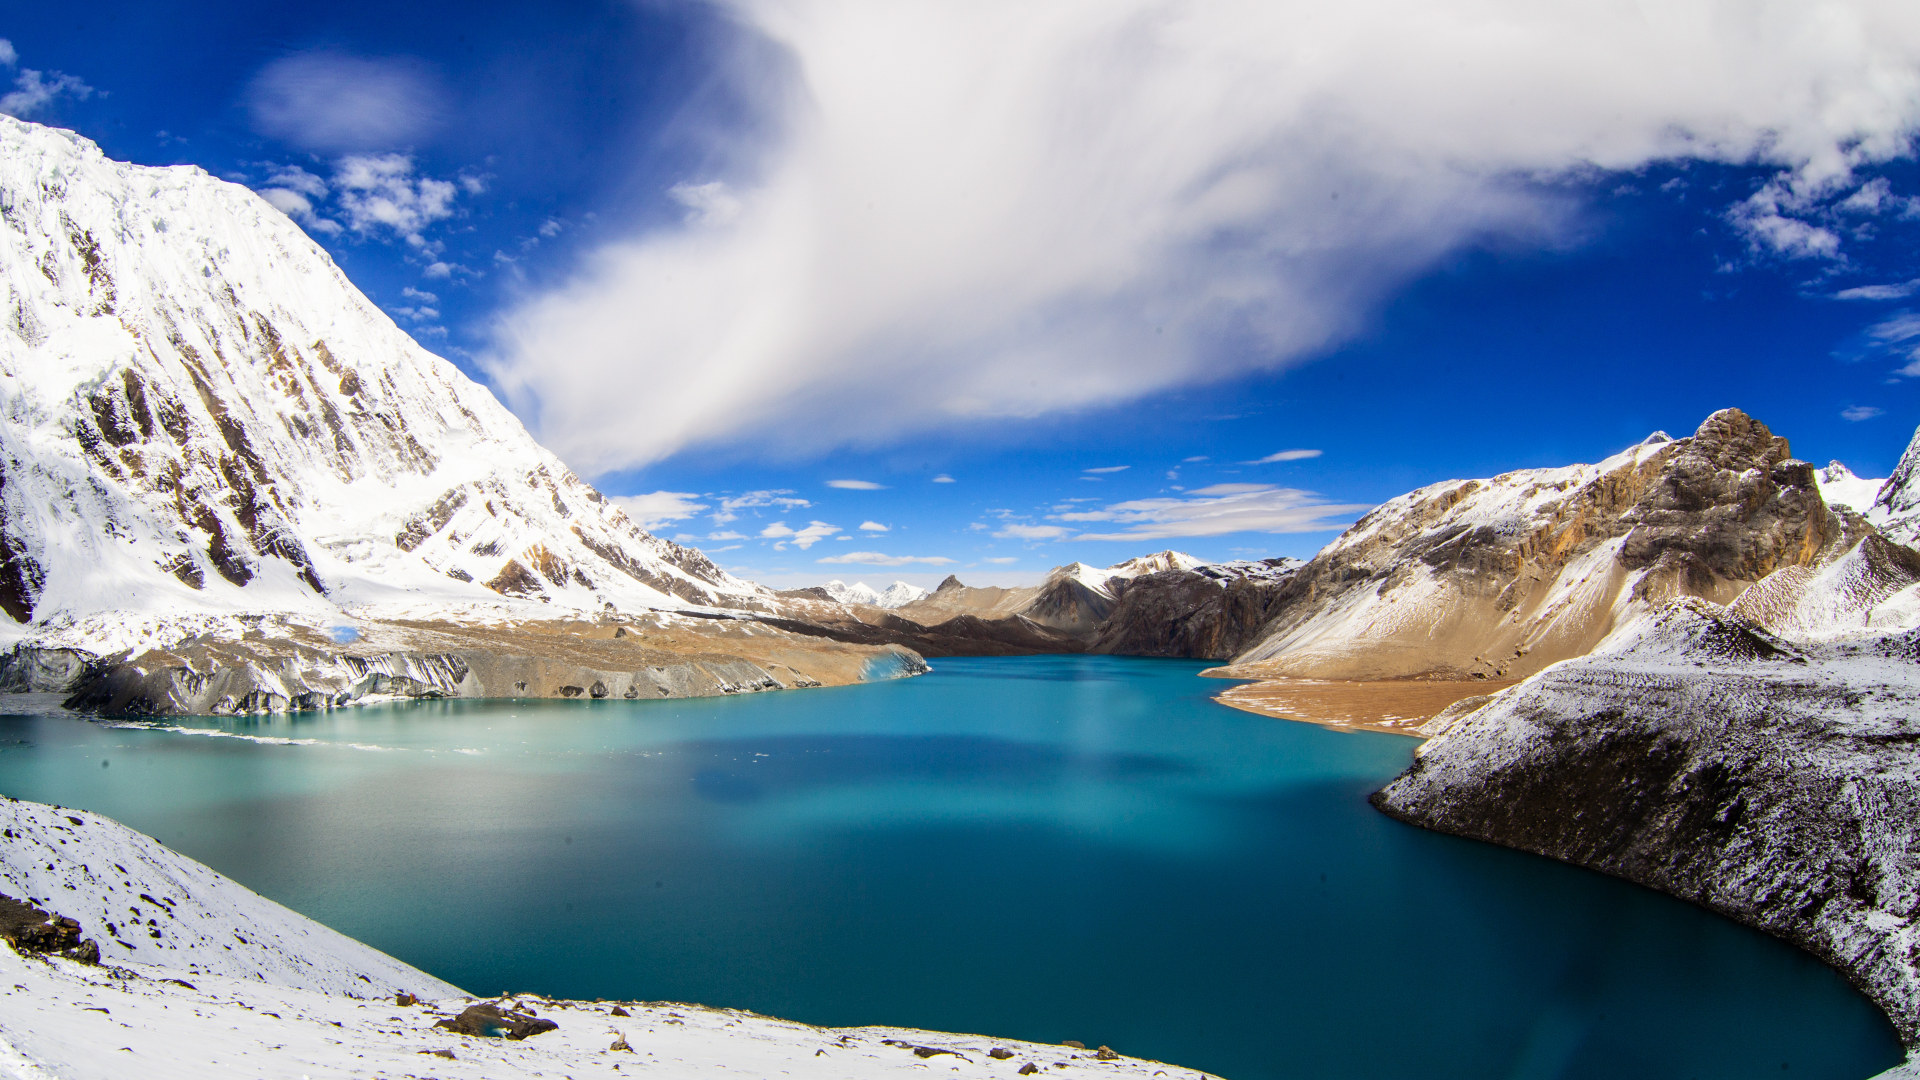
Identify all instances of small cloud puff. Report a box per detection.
[1243,449,1322,464]
[1842,405,1885,421]
[827,479,887,490]
[0,39,96,120]
[818,551,955,566]
[858,521,890,532]
[760,520,840,549]
[610,491,710,531]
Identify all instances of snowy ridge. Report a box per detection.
[1876,425,1920,545]
[815,580,928,608]
[1818,460,1888,518]
[0,797,458,998]
[0,115,764,650]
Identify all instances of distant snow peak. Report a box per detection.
[818,580,927,608]
[0,113,762,644]
[1816,460,1888,518]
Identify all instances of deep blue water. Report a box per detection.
[0,655,1899,1080]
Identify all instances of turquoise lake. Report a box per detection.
[0,655,1899,1079]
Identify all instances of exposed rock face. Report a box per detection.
[1088,560,1300,659]
[18,612,927,717]
[1373,598,1920,1047]
[1223,410,1837,681]
[0,893,100,964]
[0,114,761,634]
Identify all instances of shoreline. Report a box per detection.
[1203,673,1522,737]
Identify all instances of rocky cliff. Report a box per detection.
[1373,596,1920,1050]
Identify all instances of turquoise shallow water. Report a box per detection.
[0,655,1899,1080]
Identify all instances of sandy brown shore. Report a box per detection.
[1203,672,1522,737]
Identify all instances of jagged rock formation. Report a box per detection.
[0,114,761,635]
[1221,409,1839,682]
[1373,597,1920,1049]
[1088,559,1301,658]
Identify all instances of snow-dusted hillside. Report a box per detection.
[0,797,455,998]
[1225,410,1837,681]
[1875,424,1920,545]
[0,115,762,644]
[1374,597,1920,1068]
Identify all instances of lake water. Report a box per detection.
[0,655,1899,1080]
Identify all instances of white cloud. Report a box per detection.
[332,154,459,246]
[1059,483,1368,541]
[711,489,811,524]
[983,556,1019,564]
[760,520,840,548]
[1870,313,1920,343]
[1245,449,1322,464]
[485,1,1920,474]
[610,491,710,530]
[994,523,1073,541]
[858,521,890,532]
[1729,180,1844,259]
[1083,465,1130,474]
[826,479,886,490]
[246,51,442,152]
[1836,279,1920,300]
[1843,405,1886,421]
[1182,456,1210,463]
[818,551,956,566]
[932,474,956,483]
[0,40,95,119]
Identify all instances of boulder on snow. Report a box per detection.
[434,1002,559,1040]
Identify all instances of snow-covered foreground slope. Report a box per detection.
[0,115,762,644]
[0,949,1210,1080]
[0,796,1211,1080]
[0,798,454,998]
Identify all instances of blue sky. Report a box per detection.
[8,3,1920,590]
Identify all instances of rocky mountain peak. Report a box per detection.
[1686,407,1791,471]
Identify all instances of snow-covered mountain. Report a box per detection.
[0,115,762,642]
[815,580,928,608]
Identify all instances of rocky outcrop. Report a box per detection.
[12,612,926,717]
[1373,598,1920,1046]
[1221,410,1840,682]
[1087,559,1300,659]
[0,894,100,965]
